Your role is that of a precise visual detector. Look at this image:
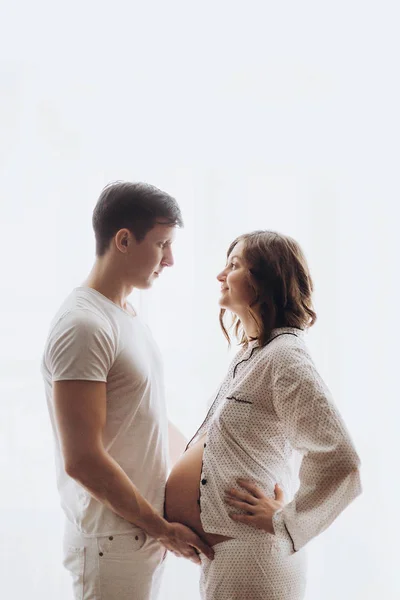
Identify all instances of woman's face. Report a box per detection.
[217,240,255,314]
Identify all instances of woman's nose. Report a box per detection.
[217,270,226,282]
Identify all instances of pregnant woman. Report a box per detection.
[165,230,361,600]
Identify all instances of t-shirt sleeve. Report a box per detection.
[47,309,116,382]
[270,341,362,552]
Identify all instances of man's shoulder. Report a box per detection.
[57,307,110,331]
[49,290,113,339]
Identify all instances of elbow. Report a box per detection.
[324,448,362,497]
[337,444,361,475]
[350,454,362,488]
[336,461,362,503]
[64,454,96,481]
[63,443,105,481]
[351,465,362,498]
[64,458,85,480]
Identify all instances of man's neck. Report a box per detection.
[83,260,134,310]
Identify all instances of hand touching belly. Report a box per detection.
[164,435,232,547]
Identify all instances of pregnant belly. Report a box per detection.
[164,434,232,547]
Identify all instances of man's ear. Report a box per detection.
[115,229,131,252]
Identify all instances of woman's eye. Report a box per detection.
[230,262,236,270]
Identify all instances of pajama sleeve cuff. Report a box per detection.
[272,510,296,553]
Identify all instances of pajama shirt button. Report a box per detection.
[99,552,103,557]
[201,478,207,485]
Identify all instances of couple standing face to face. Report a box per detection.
[49,181,361,600]
[89,181,315,343]
[88,180,316,356]
[91,182,257,316]
[46,181,335,600]
[94,218,261,326]
[112,229,253,314]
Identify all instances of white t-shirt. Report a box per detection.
[41,287,169,537]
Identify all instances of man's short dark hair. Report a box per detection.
[92,181,184,256]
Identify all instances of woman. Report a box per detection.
[165,230,361,599]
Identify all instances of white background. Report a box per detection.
[1,1,399,598]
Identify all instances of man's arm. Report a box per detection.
[53,380,213,562]
[168,420,188,467]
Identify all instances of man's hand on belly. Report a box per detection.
[158,522,215,564]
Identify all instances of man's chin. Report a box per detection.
[143,273,160,288]
[134,279,154,291]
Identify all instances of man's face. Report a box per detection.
[124,223,176,289]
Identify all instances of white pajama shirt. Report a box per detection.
[187,327,361,600]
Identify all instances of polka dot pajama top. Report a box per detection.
[186,327,362,599]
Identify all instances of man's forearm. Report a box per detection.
[67,450,170,540]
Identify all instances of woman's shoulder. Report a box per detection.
[258,327,311,367]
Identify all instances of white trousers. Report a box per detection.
[62,521,166,600]
[199,536,307,600]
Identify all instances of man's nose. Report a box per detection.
[162,247,174,267]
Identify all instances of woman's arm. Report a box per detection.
[269,343,362,551]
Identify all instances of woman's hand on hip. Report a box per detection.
[224,479,284,534]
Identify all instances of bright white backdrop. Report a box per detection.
[1,1,399,599]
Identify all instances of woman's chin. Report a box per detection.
[218,296,229,308]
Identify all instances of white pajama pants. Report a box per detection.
[199,536,307,600]
[62,521,167,600]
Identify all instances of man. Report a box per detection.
[41,181,213,600]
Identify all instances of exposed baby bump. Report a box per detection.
[164,435,232,547]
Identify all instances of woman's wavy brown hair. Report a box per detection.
[219,230,317,346]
